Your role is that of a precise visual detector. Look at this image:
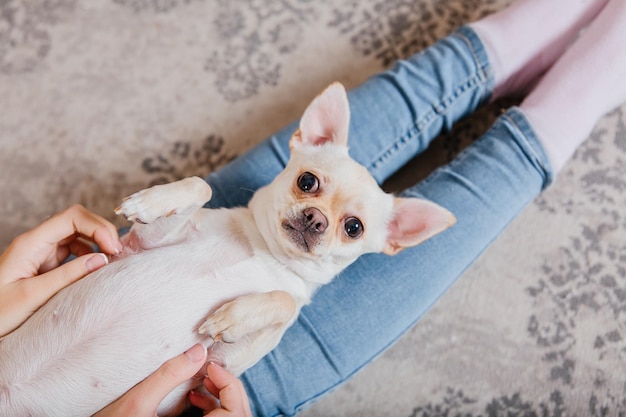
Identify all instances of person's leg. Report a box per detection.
[520,0,626,172]
[205,26,493,209]
[206,0,607,208]
[200,1,618,415]
[240,107,552,417]
[470,0,609,99]
[236,0,626,414]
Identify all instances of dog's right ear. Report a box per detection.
[291,82,350,150]
[383,198,456,256]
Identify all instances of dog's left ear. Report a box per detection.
[383,198,456,256]
[291,82,350,149]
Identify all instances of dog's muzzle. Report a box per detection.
[282,207,328,252]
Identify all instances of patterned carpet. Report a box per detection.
[2,1,626,416]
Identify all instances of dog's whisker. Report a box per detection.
[258,172,279,182]
[237,187,256,195]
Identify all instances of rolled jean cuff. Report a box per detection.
[501,106,555,189]
[454,25,495,97]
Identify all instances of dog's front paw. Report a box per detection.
[115,177,212,224]
[199,301,248,344]
[114,189,168,224]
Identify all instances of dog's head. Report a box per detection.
[250,82,455,283]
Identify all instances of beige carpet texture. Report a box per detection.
[2,1,626,416]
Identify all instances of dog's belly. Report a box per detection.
[0,238,296,417]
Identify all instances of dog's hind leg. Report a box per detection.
[115,176,213,250]
[199,290,298,375]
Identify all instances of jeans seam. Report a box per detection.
[368,30,492,174]
[453,28,492,89]
[502,108,554,189]
[369,72,488,173]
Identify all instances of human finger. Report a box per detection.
[27,205,122,256]
[0,252,109,337]
[24,253,109,309]
[188,389,219,413]
[201,365,220,398]
[204,363,252,416]
[127,344,207,411]
[67,239,96,258]
[38,238,94,274]
[94,344,207,417]
[0,206,120,281]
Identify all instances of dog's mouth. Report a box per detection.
[282,222,311,252]
[281,207,328,253]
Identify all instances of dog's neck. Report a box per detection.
[234,207,345,299]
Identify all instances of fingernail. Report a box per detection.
[184,344,206,363]
[114,240,123,255]
[86,253,108,272]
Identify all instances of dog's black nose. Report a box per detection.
[303,207,328,233]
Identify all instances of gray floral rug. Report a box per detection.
[2,1,626,416]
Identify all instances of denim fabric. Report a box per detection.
[204,26,553,417]
[205,26,494,205]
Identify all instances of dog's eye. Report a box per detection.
[297,172,319,193]
[344,217,363,239]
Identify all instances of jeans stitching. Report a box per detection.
[369,72,487,172]
[454,28,492,89]
[369,31,491,174]
[502,109,553,188]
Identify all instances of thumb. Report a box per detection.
[93,345,207,417]
[204,363,253,416]
[28,253,108,307]
[127,344,208,413]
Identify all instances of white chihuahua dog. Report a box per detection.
[0,83,455,416]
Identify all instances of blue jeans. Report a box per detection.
[205,26,553,417]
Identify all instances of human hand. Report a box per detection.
[188,362,253,417]
[0,204,122,337]
[94,343,208,417]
